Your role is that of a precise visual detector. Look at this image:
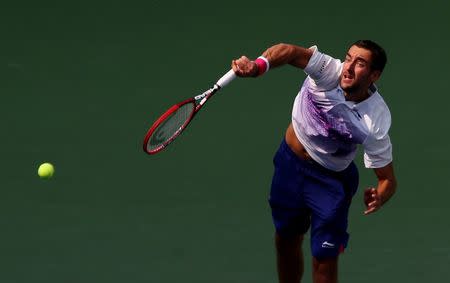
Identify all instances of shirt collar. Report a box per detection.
[337,83,378,103]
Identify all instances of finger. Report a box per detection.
[364,207,375,214]
[364,191,375,202]
[364,206,379,215]
[240,55,250,62]
[231,60,237,71]
[232,60,244,76]
[364,188,374,196]
[365,188,377,200]
[368,200,378,207]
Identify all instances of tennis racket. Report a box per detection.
[143,69,237,155]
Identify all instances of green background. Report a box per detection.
[1,0,449,282]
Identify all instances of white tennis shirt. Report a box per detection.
[291,46,393,171]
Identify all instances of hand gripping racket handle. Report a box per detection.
[215,69,236,88]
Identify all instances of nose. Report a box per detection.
[345,61,355,74]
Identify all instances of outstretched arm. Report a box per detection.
[232,43,314,77]
[364,162,397,215]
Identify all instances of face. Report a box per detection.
[340,45,380,93]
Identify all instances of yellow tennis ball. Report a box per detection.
[38,162,55,179]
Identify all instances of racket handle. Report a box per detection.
[216,69,236,88]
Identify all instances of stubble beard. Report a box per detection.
[340,77,362,95]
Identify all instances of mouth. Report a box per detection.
[342,73,354,84]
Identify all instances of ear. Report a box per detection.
[370,70,381,83]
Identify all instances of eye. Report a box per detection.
[356,61,366,67]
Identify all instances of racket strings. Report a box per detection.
[148,103,195,150]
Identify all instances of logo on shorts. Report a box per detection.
[321,241,335,249]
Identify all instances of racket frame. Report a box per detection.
[143,69,235,155]
[143,85,219,154]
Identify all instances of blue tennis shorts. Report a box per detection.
[269,139,359,259]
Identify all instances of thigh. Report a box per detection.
[268,141,311,236]
[304,171,355,259]
[341,161,359,199]
[269,140,307,210]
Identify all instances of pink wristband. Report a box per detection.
[254,56,270,76]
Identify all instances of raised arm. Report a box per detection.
[232,43,314,77]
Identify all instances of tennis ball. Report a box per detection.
[38,162,55,179]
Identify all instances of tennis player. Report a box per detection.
[231,40,397,283]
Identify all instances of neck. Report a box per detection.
[344,89,370,103]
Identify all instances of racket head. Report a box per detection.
[143,99,196,154]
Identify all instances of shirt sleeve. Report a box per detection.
[304,45,343,91]
[362,110,393,168]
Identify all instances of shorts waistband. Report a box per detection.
[280,139,342,176]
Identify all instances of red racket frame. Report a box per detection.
[142,92,212,155]
[142,69,236,155]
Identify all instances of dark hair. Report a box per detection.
[352,40,387,73]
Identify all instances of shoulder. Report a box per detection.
[365,91,391,138]
[304,45,343,91]
[304,45,343,76]
[372,91,391,120]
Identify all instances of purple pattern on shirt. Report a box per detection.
[300,82,352,141]
[296,80,368,158]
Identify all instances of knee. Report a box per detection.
[313,256,338,280]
